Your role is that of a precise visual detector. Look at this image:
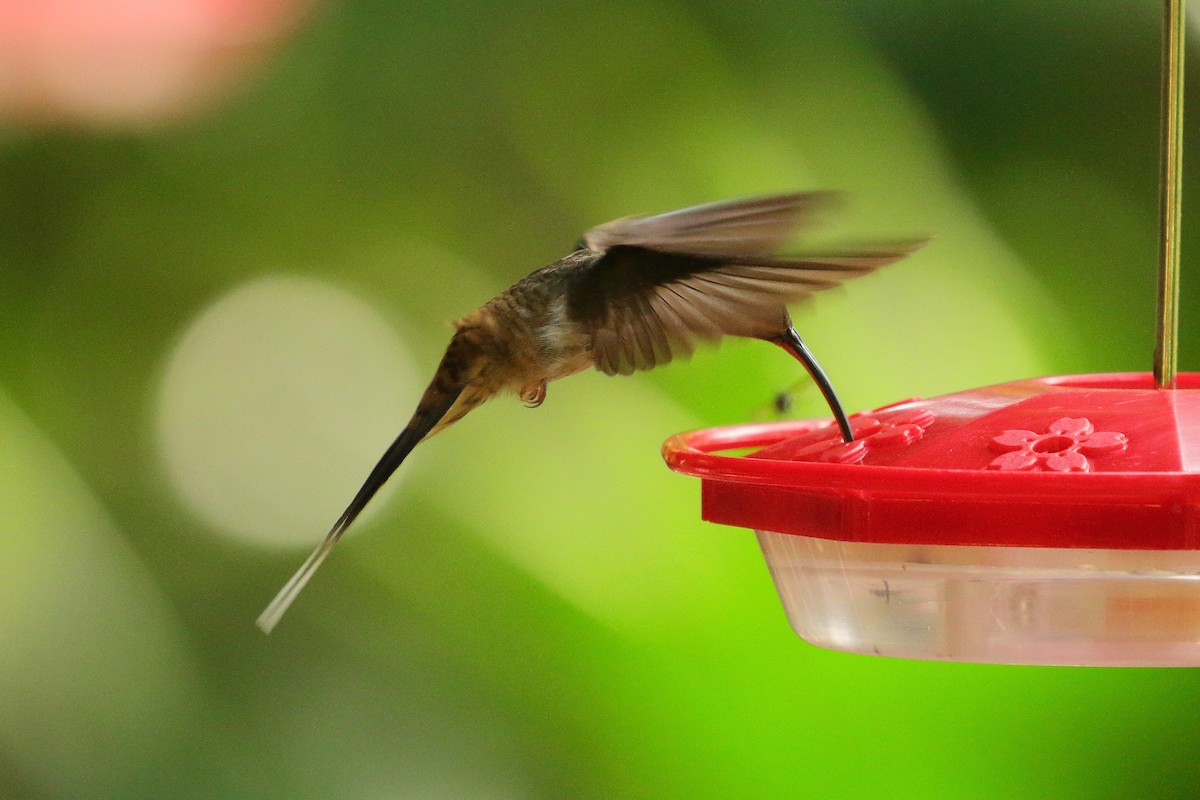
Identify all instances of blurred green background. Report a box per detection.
[2,0,1200,797]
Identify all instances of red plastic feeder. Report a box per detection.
[663,373,1200,665]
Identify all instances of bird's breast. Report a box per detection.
[533,298,594,381]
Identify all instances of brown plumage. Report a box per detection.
[257,192,921,632]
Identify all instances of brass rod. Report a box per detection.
[1155,0,1186,389]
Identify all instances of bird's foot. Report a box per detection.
[519,380,547,408]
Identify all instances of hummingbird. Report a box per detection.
[257,191,920,632]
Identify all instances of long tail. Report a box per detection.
[256,381,465,634]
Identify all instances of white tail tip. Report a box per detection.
[256,527,341,634]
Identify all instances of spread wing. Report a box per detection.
[583,191,836,256]
[567,193,920,376]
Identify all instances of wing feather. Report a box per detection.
[566,192,924,376]
[568,244,920,376]
[583,192,838,256]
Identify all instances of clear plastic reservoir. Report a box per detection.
[756,533,1200,666]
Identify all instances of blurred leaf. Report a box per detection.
[0,387,197,798]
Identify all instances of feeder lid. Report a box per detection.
[663,373,1200,550]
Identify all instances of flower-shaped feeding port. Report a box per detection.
[663,373,1200,666]
[758,407,936,465]
[988,417,1128,472]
